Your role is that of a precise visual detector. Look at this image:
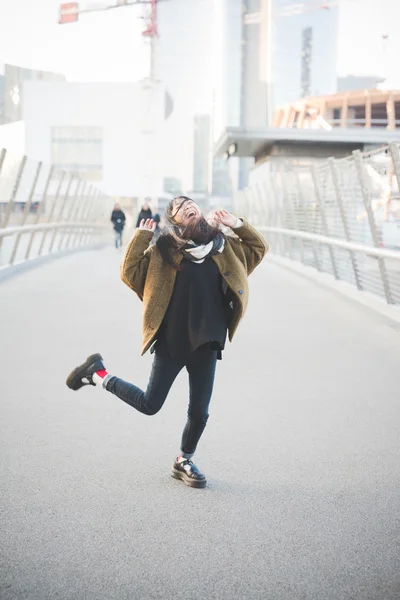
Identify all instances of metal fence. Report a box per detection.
[0,148,111,270]
[235,143,400,305]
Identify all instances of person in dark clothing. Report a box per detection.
[136,202,152,228]
[111,204,126,249]
[66,196,268,488]
[153,213,161,233]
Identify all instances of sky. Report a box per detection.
[1,0,399,191]
[1,0,400,85]
[0,0,149,81]
[336,0,400,86]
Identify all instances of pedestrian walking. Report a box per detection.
[66,196,268,488]
[151,213,162,241]
[136,201,152,228]
[110,203,126,249]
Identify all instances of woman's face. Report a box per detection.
[172,198,201,226]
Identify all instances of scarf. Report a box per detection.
[182,234,225,264]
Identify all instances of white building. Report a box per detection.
[0,120,25,155]
[23,80,166,198]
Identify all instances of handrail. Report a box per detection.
[257,227,400,261]
[0,222,108,239]
[0,147,112,271]
[235,143,400,304]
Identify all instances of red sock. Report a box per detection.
[96,369,108,378]
[92,369,109,386]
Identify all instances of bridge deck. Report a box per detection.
[1,248,399,600]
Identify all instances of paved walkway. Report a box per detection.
[1,247,399,600]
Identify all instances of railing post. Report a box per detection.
[310,165,340,279]
[251,183,265,226]
[0,155,27,251]
[328,157,363,290]
[353,149,394,304]
[0,148,7,228]
[260,180,271,229]
[9,161,43,265]
[37,170,65,257]
[78,185,98,248]
[284,166,304,262]
[389,143,400,192]
[233,190,242,219]
[294,170,320,270]
[244,186,256,224]
[242,187,253,223]
[0,148,6,172]
[65,180,87,249]
[76,186,96,248]
[83,189,101,246]
[26,166,55,260]
[263,179,279,255]
[280,167,294,259]
[58,178,82,251]
[232,191,238,216]
[270,171,288,257]
[48,174,74,254]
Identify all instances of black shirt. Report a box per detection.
[155,257,228,359]
[111,210,126,232]
[136,209,153,228]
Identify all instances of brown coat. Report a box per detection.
[120,220,268,355]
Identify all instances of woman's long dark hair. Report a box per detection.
[156,196,223,269]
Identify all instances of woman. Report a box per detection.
[110,203,126,249]
[152,213,161,235]
[135,202,152,228]
[66,197,268,488]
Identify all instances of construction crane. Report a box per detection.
[58,0,170,80]
[61,0,347,79]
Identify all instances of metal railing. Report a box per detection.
[0,148,111,270]
[235,143,400,305]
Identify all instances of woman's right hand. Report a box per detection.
[139,219,156,232]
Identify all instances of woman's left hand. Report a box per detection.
[214,209,238,229]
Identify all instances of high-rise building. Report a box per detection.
[213,0,346,189]
[214,0,266,137]
[212,156,231,197]
[193,115,210,193]
[213,0,270,189]
[214,0,339,134]
[156,0,214,192]
[272,0,338,107]
[156,0,232,198]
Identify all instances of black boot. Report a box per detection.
[171,458,207,488]
[66,353,105,391]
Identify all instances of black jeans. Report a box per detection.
[105,345,218,456]
[114,229,123,248]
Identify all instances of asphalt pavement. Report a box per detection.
[1,245,399,600]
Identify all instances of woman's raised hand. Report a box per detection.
[139,218,156,232]
[213,209,238,229]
